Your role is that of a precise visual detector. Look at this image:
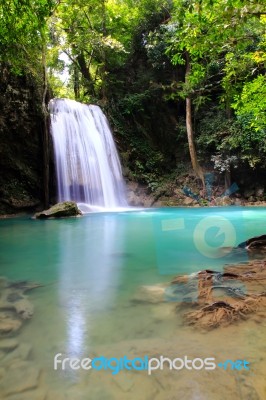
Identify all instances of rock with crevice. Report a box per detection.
[0,278,41,321]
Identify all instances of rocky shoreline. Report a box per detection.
[1,199,266,220]
[0,277,44,399]
[132,234,266,331]
[126,180,266,208]
[1,176,266,217]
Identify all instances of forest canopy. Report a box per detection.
[0,0,265,184]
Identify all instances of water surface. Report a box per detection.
[0,207,266,399]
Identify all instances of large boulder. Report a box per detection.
[34,201,81,219]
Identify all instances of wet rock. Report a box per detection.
[215,196,232,206]
[127,190,137,205]
[143,196,154,207]
[112,372,135,392]
[34,201,81,219]
[3,343,32,365]
[6,293,24,302]
[152,200,163,207]
[238,234,266,251]
[183,197,195,206]
[65,387,96,400]
[0,289,35,320]
[238,382,260,400]
[46,390,67,400]
[132,285,166,303]
[0,364,40,396]
[5,389,46,400]
[127,181,139,192]
[0,338,19,352]
[13,298,34,320]
[234,198,244,206]
[7,280,42,292]
[174,188,183,196]
[0,311,22,334]
[0,367,5,380]
[151,303,174,320]
[126,182,155,207]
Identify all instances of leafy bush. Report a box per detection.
[196,107,266,168]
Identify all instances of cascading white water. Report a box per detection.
[49,98,127,210]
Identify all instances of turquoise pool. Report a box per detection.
[0,207,266,399]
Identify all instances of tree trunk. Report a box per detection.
[224,169,231,190]
[185,53,205,188]
[74,64,80,100]
[77,52,95,96]
[101,0,107,100]
[42,45,50,209]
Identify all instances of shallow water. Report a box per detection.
[0,207,266,399]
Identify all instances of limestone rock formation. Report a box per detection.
[34,201,82,219]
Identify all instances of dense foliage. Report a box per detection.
[0,0,265,189]
[0,0,56,74]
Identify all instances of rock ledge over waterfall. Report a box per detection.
[34,201,81,219]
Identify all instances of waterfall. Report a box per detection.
[49,98,127,211]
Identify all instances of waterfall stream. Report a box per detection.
[49,98,127,211]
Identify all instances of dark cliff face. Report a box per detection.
[0,67,45,215]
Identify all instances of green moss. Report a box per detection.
[35,202,81,219]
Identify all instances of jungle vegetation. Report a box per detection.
[0,0,265,191]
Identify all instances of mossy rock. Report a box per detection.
[34,201,81,219]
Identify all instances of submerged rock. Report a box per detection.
[0,311,22,334]
[7,280,42,292]
[132,284,167,303]
[0,277,42,337]
[34,201,81,219]
[0,282,37,320]
[2,343,32,365]
[6,388,46,400]
[12,298,34,320]
[0,362,40,396]
[0,339,19,352]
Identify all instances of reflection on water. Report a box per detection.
[0,207,265,399]
[56,216,125,358]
